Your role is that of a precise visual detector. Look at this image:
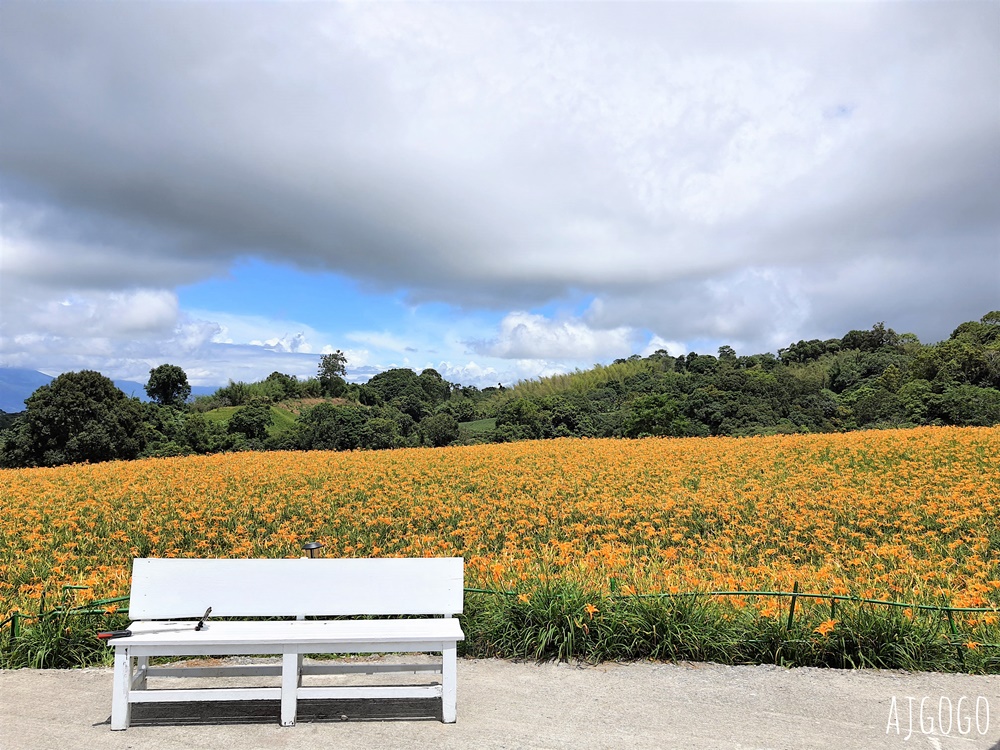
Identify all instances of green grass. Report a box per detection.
[458,418,497,443]
[4,583,997,671]
[459,418,496,434]
[459,584,997,672]
[268,406,298,435]
[204,406,299,437]
[202,406,237,425]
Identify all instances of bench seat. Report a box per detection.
[108,557,465,730]
[121,618,465,650]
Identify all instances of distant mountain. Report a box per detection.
[187,385,220,399]
[0,368,52,413]
[0,368,217,413]
[113,379,216,400]
[113,380,149,400]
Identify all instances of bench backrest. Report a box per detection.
[127,557,464,619]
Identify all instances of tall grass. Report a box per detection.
[2,583,995,672]
[502,360,655,401]
[461,583,996,672]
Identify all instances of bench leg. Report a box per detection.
[442,644,457,723]
[280,650,299,727]
[110,648,132,730]
[135,655,149,690]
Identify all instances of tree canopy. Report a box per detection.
[145,364,191,406]
[1,370,146,467]
[318,351,348,397]
[2,312,999,467]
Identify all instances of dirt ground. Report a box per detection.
[1,656,999,750]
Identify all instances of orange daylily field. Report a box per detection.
[1,426,998,625]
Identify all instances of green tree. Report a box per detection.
[183,412,233,454]
[361,417,404,450]
[263,372,299,401]
[422,413,459,447]
[495,397,549,440]
[623,393,687,438]
[215,380,251,407]
[367,368,430,420]
[439,398,478,423]
[0,371,146,467]
[318,351,348,396]
[841,322,901,353]
[418,368,452,405]
[227,404,273,441]
[932,385,1000,426]
[296,403,367,451]
[145,364,191,406]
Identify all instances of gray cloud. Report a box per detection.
[0,2,997,370]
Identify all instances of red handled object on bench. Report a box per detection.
[98,606,212,640]
[97,629,132,640]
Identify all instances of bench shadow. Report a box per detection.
[105,698,442,726]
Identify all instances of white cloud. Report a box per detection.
[642,337,687,358]
[583,267,815,355]
[3,287,178,340]
[186,310,326,351]
[0,3,996,382]
[344,330,415,354]
[248,332,312,354]
[476,312,638,361]
[433,360,498,386]
[174,319,223,351]
[107,290,180,334]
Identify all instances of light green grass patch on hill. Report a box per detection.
[460,417,496,435]
[205,405,299,437]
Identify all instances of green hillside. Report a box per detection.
[203,404,299,437]
[3,312,999,469]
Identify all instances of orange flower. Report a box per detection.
[814,619,838,637]
[584,603,599,619]
[0,426,997,632]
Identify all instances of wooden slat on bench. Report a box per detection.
[128,558,464,619]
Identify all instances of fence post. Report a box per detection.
[11,613,20,640]
[786,582,799,630]
[945,609,966,669]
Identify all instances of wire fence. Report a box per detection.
[464,583,1000,665]
[6,582,997,659]
[1,587,130,641]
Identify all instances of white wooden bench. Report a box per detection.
[107,557,465,729]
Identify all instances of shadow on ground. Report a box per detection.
[94,698,442,727]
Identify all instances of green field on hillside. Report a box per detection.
[204,405,298,437]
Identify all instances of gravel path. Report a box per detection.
[1,657,999,750]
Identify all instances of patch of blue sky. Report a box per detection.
[174,259,644,387]
[531,291,598,319]
[176,258,397,331]
[175,258,513,381]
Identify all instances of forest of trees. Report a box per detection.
[1,313,998,468]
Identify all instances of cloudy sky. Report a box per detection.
[1,2,997,389]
